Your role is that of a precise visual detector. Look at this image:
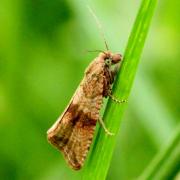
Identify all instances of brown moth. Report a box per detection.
[47,51,124,170]
[47,7,125,170]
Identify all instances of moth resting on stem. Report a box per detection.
[47,6,126,170]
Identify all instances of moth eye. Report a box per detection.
[106,59,111,65]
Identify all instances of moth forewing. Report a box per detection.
[47,51,122,170]
[47,88,79,136]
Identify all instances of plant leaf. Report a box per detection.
[138,124,180,180]
[82,0,157,179]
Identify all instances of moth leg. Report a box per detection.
[98,117,114,136]
[108,89,127,104]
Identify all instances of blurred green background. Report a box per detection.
[0,0,179,179]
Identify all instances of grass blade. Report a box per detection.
[138,124,180,179]
[82,0,157,179]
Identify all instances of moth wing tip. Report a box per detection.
[71,163,82,171]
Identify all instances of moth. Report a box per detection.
[47,7,125,170]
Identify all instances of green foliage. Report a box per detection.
[139,124,180,179]
[0,0,179,179]
[82,0,157,179]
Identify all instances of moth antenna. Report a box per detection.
[87,5,109,51]
[86,50,106,54]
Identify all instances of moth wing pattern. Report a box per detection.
[47,57,105,170]
[59,107,96,170]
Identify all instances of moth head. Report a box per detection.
[103,51,122,65]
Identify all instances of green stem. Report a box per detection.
[138,124,180,180]
[82,0,157,179]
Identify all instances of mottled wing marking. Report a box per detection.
[47,57,105,170]
[61,109,96,170]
